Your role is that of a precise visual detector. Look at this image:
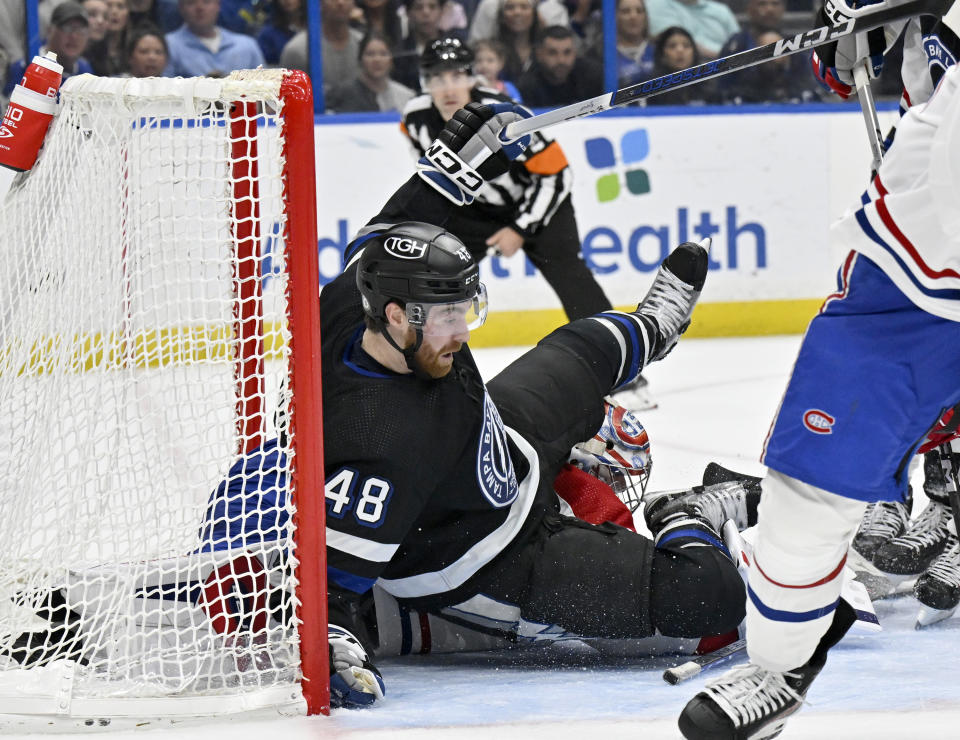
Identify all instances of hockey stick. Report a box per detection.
[662,638,747,685]
[503,0,951,141]
[938,442,960,547]
[852,61,885,174]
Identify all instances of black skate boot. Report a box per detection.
[872,500,952,576]
[635,239,709,362]
[644,478,761,535]
[701,462,762,489]
[851,496,912,562]
[678,601,856,740]
[914,533,960,611]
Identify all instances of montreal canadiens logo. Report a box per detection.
[384,236,427,260]
[609,404,648,448]
[476,393,519,508]
[803,409,835,434]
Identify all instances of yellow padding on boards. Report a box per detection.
[3,300,822,375]
[468,299,824,348]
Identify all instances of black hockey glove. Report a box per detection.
[417,101,532,206]
[329,624,385,709]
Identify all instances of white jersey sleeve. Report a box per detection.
[831,63,960,321]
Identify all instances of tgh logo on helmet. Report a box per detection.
[384,236,428,260]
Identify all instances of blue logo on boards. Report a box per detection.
[584,129,651,203]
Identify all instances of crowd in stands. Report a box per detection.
[1,0,906,111]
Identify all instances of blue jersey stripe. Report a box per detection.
[855,210,960,301]
[657,527,731,558]
[602,312,643,386]
[399,604,413,656]
[328,565,377,594]
[342,327,395,378]
[343,232,380,267]
[748,584,839,623]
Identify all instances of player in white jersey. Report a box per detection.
[678,1,960,738]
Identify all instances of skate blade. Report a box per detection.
[915,604,958,629]
[847,548,898,600]
[607,387,658,413]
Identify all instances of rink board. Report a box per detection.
[313,104,900,345]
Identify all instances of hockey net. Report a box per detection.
[0,70,327,725]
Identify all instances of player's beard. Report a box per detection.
[412,337,463,379]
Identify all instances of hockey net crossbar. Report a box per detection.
[0,69,328,728]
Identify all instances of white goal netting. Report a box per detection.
[0,71,323,722]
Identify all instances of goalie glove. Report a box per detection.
[812,0,905,98]
[329,624,385,709]
[417,101,532,206]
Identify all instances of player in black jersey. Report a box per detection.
[309,102,749,708]
[402,36,657,411]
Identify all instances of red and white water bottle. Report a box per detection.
[0,51,63,172]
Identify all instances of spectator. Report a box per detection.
[517,25,602,106]
[718,29,820,103]
[86,0,130,75]
[716,0,783,57]
[125,23,169,75]
[438,0,468,31]
[645,0,739,59]
[646,25,712,105]
[468,0,567,43]
[355,0,403,49]
[392,0,462,92]
[157,0,268,34]
[279,0,362,90]
[165,0,265,77]
[82,0,110,44]
[326,31,416,111]
[3,1,94,98]
[0,0,25,83]
[472,38,522,99]
[257,0,305,65]
[497,0,542,83]
[596,0,655,86]
[568,0,601,46]
[714,0,818,103]
[128,0,163,28]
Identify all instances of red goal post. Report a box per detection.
[0,69,328,726]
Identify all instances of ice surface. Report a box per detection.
[7,336,960,739]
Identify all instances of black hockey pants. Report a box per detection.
[480,327,746,639]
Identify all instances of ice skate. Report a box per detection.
[913,533,960,626]
[678,660,821,740]
[846,497,912,600]
[915,603,958,629]
[872,500,952,576]
[701,461,762,488]
[635,238,710,362]
[644,477,760,536]
[852,498,912,561]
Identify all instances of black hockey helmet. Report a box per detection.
[357,221,484,328]
[420,37,474,78]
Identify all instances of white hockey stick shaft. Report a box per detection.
[504,0,950,141]
[662,639,747,685]
[853,60,885,174]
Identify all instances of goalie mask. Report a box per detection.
[569,400,651,513]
